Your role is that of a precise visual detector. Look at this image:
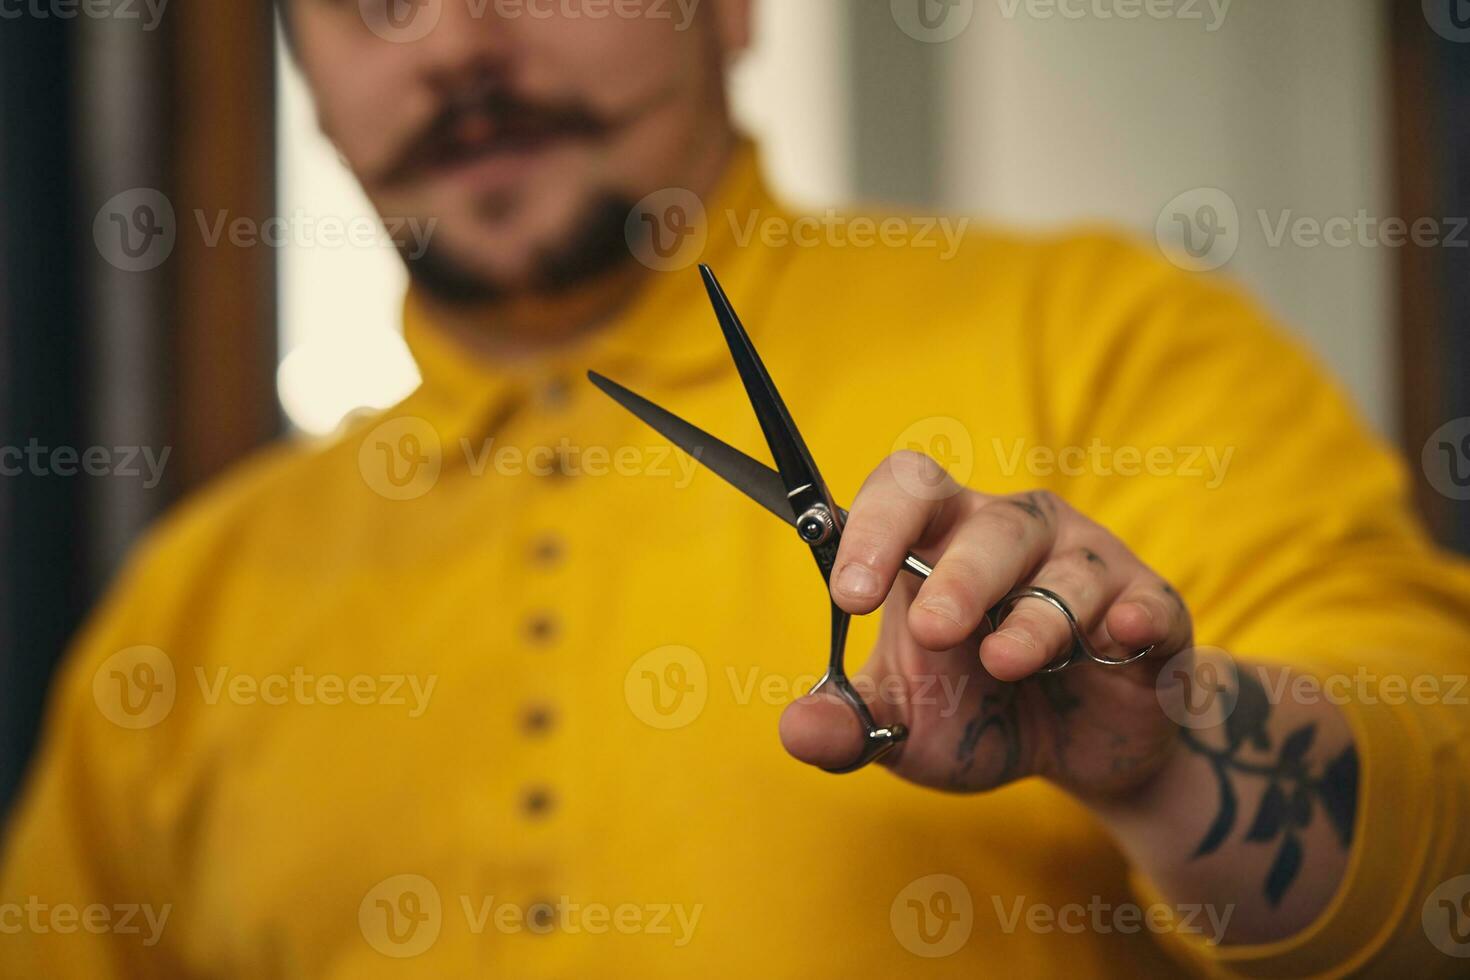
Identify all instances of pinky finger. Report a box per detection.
[1104,583,1192,661]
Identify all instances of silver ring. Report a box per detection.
[987,586,1154,674]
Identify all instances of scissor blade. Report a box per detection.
[587,371,797,527]
[698,265,828,500]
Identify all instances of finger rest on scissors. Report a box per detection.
[802,673,908,774]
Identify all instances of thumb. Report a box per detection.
[777,604,913,772]
[778,689,873,771]
[780,598,1003,786]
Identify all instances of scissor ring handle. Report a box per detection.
[807,673,908,774]
[988,586,1154,674]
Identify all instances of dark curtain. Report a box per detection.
[0,8,278,816]
[0,16,89,814]
[1437,35,1470,555]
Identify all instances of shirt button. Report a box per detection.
[528,533,564,568]
[526,898,557,934]
[521,786,555,819]
[520,703,555,736]
[539,377,571,411]
[536,446,576,482]
[524,613,559,645]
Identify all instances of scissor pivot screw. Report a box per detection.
[796,505,835,545]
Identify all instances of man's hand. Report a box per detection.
[779,451,1193,801]
[780,452,1362,944]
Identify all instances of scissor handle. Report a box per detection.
[900,556,1154,672]
[987,586,1154,672]
[811,602,908,773]
[807,672,908,774]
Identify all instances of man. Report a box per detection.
[4,1,1468,975]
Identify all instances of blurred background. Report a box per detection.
[1,0,1466,811]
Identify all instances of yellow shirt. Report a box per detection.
[4,144,1469,978]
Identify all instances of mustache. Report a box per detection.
[376,84,614,188]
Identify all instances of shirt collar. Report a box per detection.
[400,138,787,436]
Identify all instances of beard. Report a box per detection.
[373,67,686,308]
[397,191,638,307]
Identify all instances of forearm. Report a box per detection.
[1087,659,1359,946]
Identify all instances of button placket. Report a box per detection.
[519,517,565,859]
[517,399,576,925]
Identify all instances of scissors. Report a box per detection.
[589,265,1152,774]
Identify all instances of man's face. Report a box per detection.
[287,0,747,301]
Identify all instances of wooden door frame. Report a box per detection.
[1391,1,1470,553]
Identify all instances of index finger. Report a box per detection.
[830,451,978,614]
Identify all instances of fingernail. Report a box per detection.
[917,593,963,625]
[1126,601,1156,627]
[835,563,880,600]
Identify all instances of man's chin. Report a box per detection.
[400,194,639,307]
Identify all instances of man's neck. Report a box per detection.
[418,269,648,364]
[418,130,739,365]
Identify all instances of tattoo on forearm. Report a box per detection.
[1179,666,1359,906]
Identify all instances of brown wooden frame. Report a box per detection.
[1389,0,1469,552]
[168,4,281,491]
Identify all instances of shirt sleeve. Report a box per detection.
[0,535,190,978]
[1035,233,1470,977]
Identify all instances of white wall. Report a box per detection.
[275,31,421,436]
[730,0,853,207]
[940,0,1395,433]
